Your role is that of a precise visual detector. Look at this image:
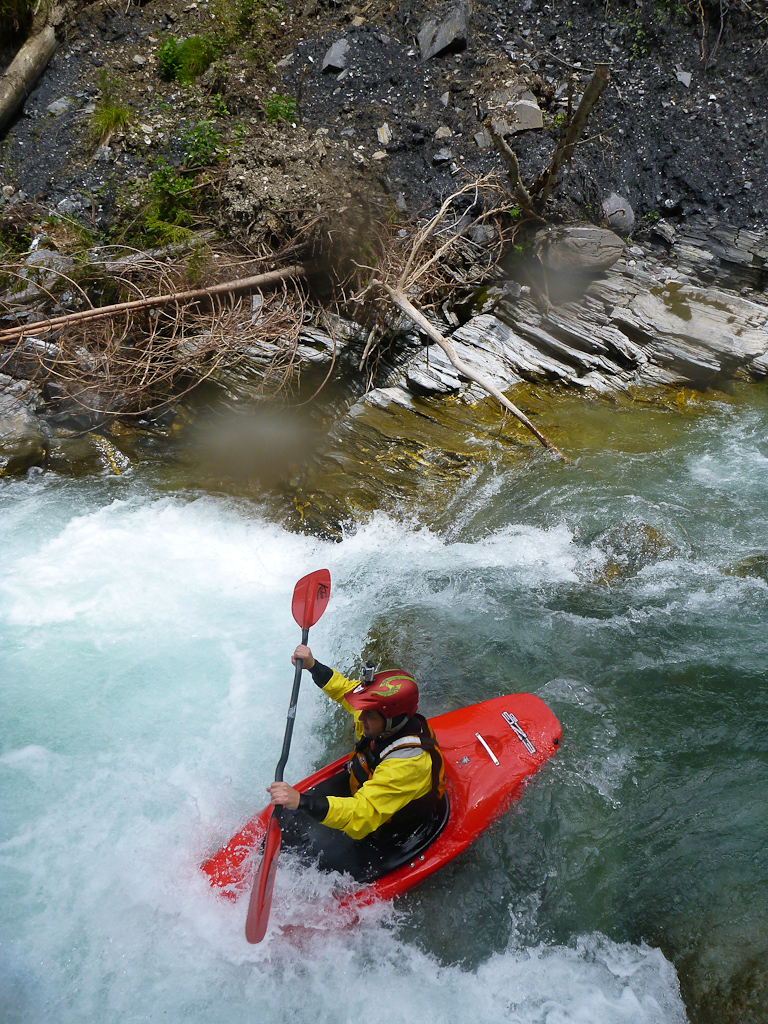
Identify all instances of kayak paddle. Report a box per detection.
[244,568,331,943]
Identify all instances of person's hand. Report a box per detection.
[291,644,315,670]
[267,781,301,810]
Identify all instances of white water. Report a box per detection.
[0,478,688,1024]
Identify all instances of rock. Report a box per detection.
[434,125,453,140]
[42,381,130,430]
[534,226,626,272]
[602,192,635,234]
[675,69,692,87]
[0,336,61,380]
[23,248,74,287]
[0,379,48,475]
[468,224,497,245]
[322,38,349,73]
[432,147,453,164]
[377,123,392,145]
[511,98,543,132]
[611,282,768,383]
[46,97,74,117]
[488,87,543,135]
[56,197,84,216]
[672,218,768,291]
[417,1,470,60]
[651,219,677,245]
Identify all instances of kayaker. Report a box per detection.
[267,644,447,881]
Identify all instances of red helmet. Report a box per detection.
[345,670,419,719]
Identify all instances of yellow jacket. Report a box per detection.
[320,670,437,840]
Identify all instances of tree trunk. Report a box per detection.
[0,25,59,135]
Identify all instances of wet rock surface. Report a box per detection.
[0,375,48,475]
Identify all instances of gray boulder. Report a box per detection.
[534,226,626,272]
[602,192,635,234]
[418,1,470,60]
[0,378,48,475]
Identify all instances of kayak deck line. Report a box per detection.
[474,732,501,765]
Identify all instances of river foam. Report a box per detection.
[0,480,691,1024]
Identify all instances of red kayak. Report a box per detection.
[202,693,561,913]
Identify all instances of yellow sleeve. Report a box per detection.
[321,670,365,740]
[321,750,433,840]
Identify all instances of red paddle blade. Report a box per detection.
[245,815,282,944]
[292,569,331,631]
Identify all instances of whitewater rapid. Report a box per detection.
[1,480,691,1023]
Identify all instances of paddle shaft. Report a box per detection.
[246,569,330,943]
[274,626,309,783]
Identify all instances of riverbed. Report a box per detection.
[2,388,767,1023]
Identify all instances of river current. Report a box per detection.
[2,390,767,1024]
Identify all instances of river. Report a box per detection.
[1,387,767,1024]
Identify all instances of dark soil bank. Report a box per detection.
[1,0,767,236]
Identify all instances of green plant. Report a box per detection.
[211,0,283,40]
[157,34,220,83]
[181,120,224,166]
[141,160,197,242]
[209,92,229,117]
[91,71,131,142]
[208,0,284,64]
[264,93,297,123]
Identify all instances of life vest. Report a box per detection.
[348,714,446,827]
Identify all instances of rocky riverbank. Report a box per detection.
[1,0,768,493]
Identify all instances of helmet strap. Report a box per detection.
[381,713,410,739]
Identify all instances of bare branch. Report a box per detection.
[0,266,306,345]
[378,283,567,460]
[529,63,610,211]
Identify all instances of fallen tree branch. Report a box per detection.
[0,6,63,135]
[378,283,567,460]
[0,265,306,344]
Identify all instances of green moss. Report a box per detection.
[651,281,693,321]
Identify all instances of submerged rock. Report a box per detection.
[725,553,768,583]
